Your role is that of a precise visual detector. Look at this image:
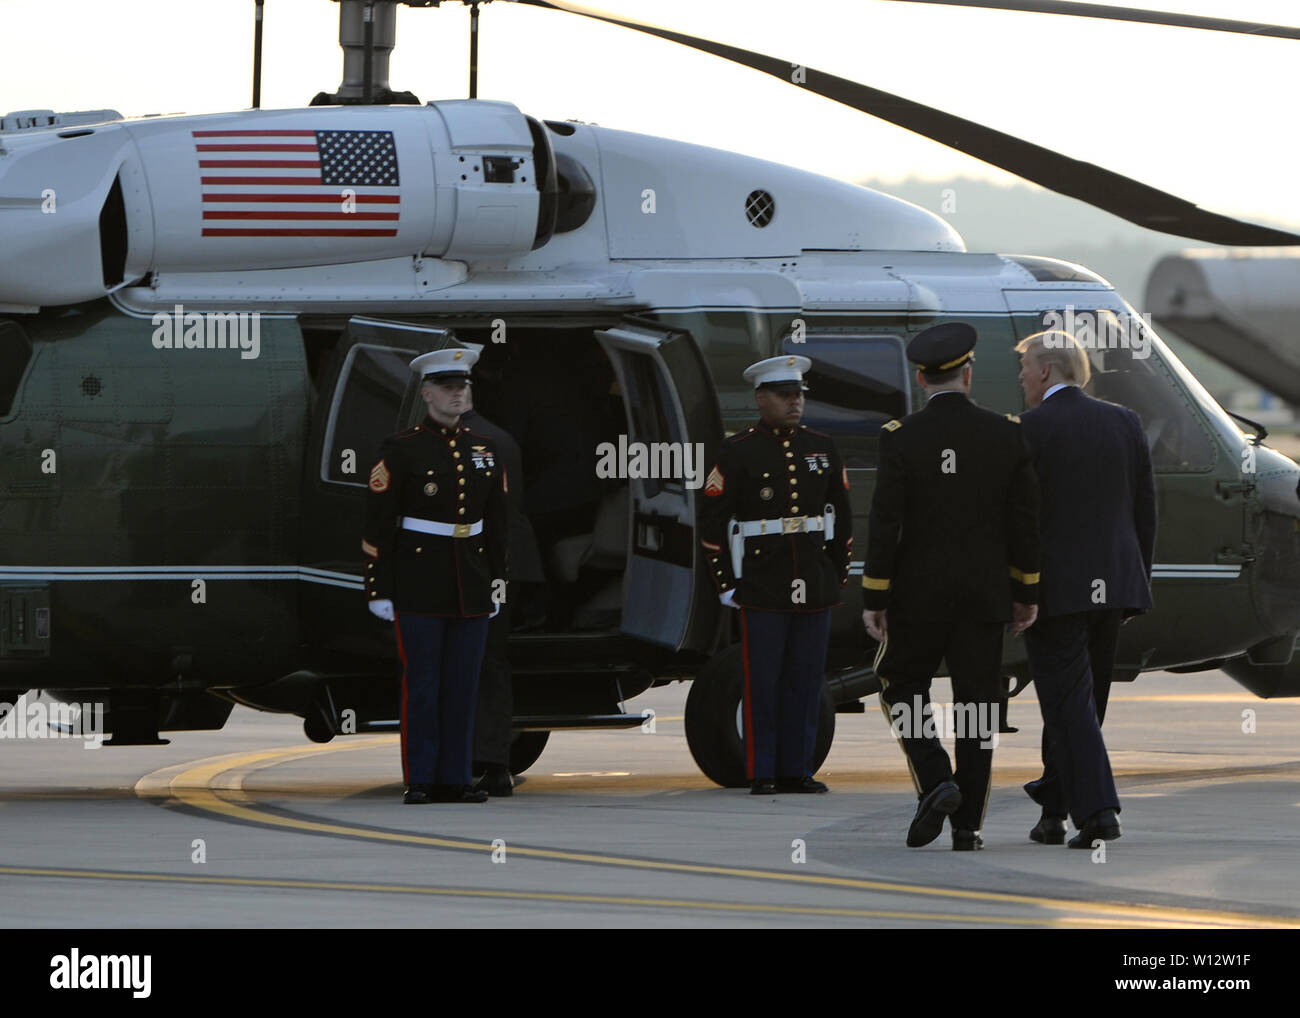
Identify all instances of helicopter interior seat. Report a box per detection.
[545,486,629,630]
[545,486,628,584]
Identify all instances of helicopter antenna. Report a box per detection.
[251,0,265,109]
[363,1,375,103]
[469,1,480,98]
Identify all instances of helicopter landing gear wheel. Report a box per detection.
[303,710,335,744]
[685,644,835,788]
[508,730,550,776]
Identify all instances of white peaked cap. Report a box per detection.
[742,354,812,389]
[410,346,480,379]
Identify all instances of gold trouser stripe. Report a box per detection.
[874,637,924,797]
[862,576,891,591]
[1010,567,1041,585]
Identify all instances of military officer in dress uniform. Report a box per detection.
[363,346,508,805]
[862,322,1040,849]
[699,355,853,795]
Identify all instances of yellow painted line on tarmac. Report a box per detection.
[0,864,1174,926]
[134,742,1300,930]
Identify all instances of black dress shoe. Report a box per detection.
[476,765,515,797]
[1029,810,1067,845]
[776,776,828,793]
[430,784,490,803]
[403,783,436,805]
[952,828,983,851]
[1068,808,1121,849]
[907,780,963,847]
[750,778,777,795]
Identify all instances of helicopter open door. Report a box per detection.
[595,319,724,652]
[298,317,459,666]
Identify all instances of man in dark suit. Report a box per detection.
[863,323,1040,850]
[462,383,544,797]
[1015,329,1156,848]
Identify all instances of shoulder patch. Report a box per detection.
[882,419,902,432]
[369,459,391,493]
[1005,413,1021,424]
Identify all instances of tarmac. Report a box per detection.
[1,670,1297,929]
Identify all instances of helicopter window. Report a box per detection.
[780,334,909,469]
[1078,314,1217,472]
[320,343,418,486]
[620,354,682,501]
[0,321,32,419]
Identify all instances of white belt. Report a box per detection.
[736,515,827,537]
[401,516,483,538]
[728,506,835,578]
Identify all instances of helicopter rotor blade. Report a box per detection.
[516,0,1300,246]
[871,1,1300,41]
[251,0,265,109]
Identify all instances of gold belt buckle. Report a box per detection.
[782,515,807,534]
[452,523,472,538]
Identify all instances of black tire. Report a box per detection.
[685,644,836,788]
[508,730,550,775]
[303,710,335,744]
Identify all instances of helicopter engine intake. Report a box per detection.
[0,100,556,310]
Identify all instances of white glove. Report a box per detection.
[368,598,395,621]
[719,589,738,609]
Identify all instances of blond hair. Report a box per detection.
[1015,330,1091,386]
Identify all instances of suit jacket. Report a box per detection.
[362,416,508,616]
[1019,385,1156,617]
[862,392,1040,622]
[699,421,853,611]
[460,410,545,584]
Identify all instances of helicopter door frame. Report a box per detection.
[595,317,724,653]
[298,317,460,667]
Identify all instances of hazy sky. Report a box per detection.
[4,0,1298,231]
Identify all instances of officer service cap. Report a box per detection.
[907,322,977,374]
[410,346,479,383]
[743,355,811,393]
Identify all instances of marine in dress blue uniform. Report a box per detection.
[363,347,508,805]
[699,356,853,794]
[862,323,1041,849]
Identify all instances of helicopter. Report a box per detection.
[2,0,1299,787]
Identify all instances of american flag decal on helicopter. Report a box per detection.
[193,128,401,238]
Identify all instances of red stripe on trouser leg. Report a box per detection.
[741,607,755,780]
[395,616,409,786]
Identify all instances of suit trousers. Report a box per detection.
[739,607,832,780]
[473,599,513,768]
[875,616,1003,832]
[395,613,490,787]
[1024,608,1121,816]
[1025,611,1121,826]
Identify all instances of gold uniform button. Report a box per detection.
[782,440,790,448]
[785,451,793,458]
[427,470,434,475]
[449,441,457,449]
[458,508,466,515]
[458,478,466,486]
[763,472,770,479]
[416,546,422,553]
[791,506,799,513]
[456,464,464,472]
[787,464,796,472]
[453,451,460,459]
